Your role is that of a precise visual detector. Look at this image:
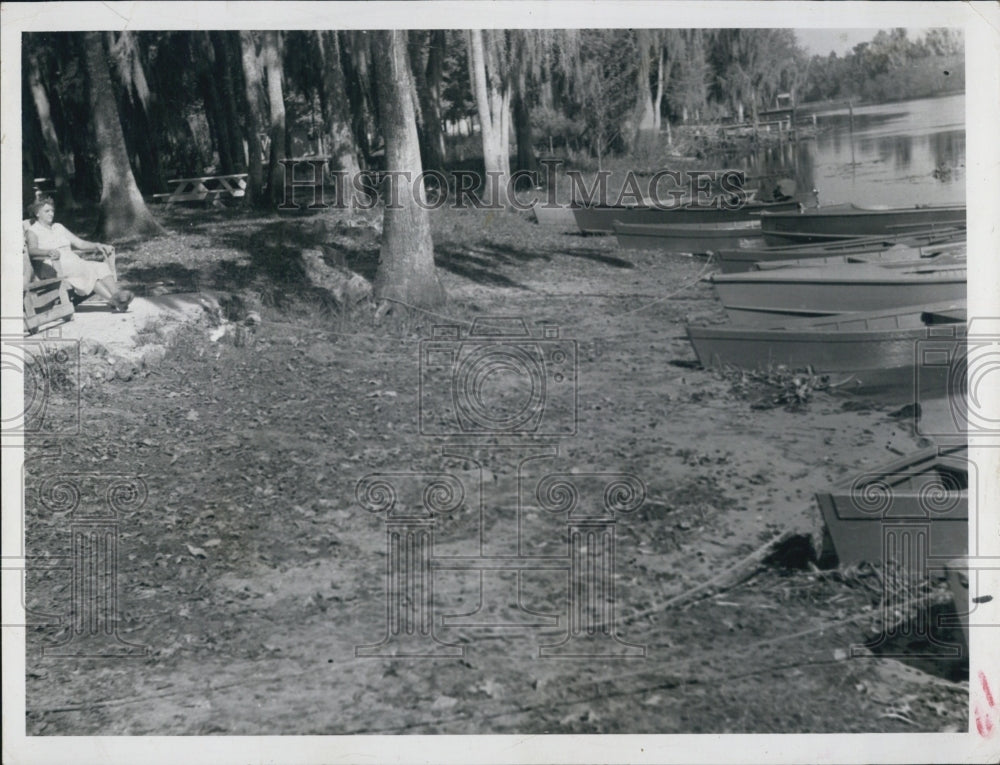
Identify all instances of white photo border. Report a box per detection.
[2,3,998,764]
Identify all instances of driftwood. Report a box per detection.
[625,529,798,623]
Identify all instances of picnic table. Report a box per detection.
[153,174,247,204]
[33,177,55,200]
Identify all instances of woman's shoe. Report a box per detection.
[111,289,134,312]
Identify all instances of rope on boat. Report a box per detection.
[611,251,719,317]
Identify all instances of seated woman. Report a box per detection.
[24,196,133,312]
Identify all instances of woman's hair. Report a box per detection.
[28,196,55,219]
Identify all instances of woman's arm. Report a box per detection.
[25,230,61,261]
[65,228,113,256]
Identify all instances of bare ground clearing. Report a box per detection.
[24,203,966,735]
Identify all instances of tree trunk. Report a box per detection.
[316,31,361,178]
[211,31,247,172]
[238,31,266,206]
[633,30,657,141]
[652,44,664,132]
[340,31,376,167]
[261,31,287,208]
[426,31,448,165]
[513,91,536,179]
[467,29,511,207]
[371,30,445,308]
[22,150,37,215]
[26,48,76,208]
[107,31,167,194]
[410,31,447,174]
[82,31,164,239]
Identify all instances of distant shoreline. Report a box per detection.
[799,89,965,115]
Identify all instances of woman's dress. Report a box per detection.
[28,221,112,295]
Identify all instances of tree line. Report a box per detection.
[801,28,964,104]
[22,28,963,307]
[21,29,816,225]
[24,28,964,225]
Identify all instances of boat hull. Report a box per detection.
[572,199,800,235]
[814,446,968,566]
[711,264,966,326]
[686,302,966,394]
[753,242,965,271]
[532,203,578,230]
[614,221,765,254]
[715,229,966,272]
[760,203,966,245]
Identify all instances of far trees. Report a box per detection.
[25,38,76,208]
[675,29,711,123]
[370,30,445,308]
[410,30,448,175]
[81,31,164,239]
[315,31,362,179]
[576,30,636,170]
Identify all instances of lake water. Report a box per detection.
[728,93,965,208]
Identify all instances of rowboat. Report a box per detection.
[759,203,966,245]
[571,198,800,235]
[752,241,966,271]
[613,220,765,254]
[711,262,966,326]
[685,301,966,394]
[532,202,579,230]
[814,445,968,566]
[714,227,966,273]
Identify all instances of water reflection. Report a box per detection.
[721,94,965,207]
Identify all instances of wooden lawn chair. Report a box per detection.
[22,220,74,334]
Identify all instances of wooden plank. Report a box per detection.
[168,174,248,185]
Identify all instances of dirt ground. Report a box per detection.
[23,200,968,735]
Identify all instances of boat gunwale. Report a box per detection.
[758,202,967,220]
[711,264,967,286]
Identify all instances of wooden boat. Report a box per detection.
[814,445,968,566]
[532,202,579,230]
[753,242,966,271]
[714,227,966,273]
[613,220,765,254]
[711,262,966,326]
[571,197,800,235]
[685,301,966,394]
[759,203,966,245]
